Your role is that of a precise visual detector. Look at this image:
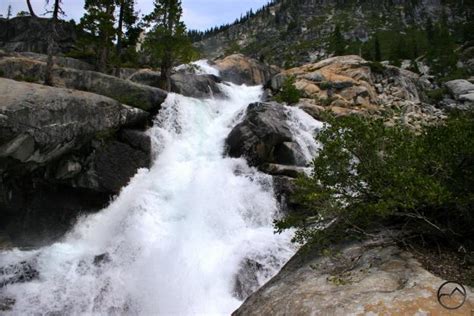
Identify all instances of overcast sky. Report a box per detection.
[1,0,270,30]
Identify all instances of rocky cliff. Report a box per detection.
[194,0,472,68]
[0,16,76,54]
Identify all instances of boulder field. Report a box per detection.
[270,55,446,129]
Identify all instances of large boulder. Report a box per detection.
[0,78,146,165]
[171,73,223,98]
[129,69,223,98]
[0,16,76,54]
[13,52,94,71]
[0,56,167,112]
[445,79,474,100]
[226,102,307,167]
[214,54,279,86]
[233,235,474,316]
[0,78,151,247]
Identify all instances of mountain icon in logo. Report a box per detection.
[437,281,467,310]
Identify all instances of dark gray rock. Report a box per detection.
[0,79,152,247]
[233,259,264,301]
[129,69,162,87]
[0,16,76,54]
[0,78,147,165]
[15,52,94,71]
[226,102,306,167]
[130,69,224,99]
[0,260,39,288]
[94,140,150,193]
[226,102,292,166]
[260,163,306,178]
[0,56,167,112]
[272,175,298,214]
[120,129,152,154]
[171,73,223,98]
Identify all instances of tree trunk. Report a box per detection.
[26,0,37,17]
[115,1,125,77]
[45,0,60,86]
[160,56,172,92]
[98,4,115,73]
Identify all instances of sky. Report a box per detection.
[1,0,270,30]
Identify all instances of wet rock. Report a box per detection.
[226,102,294,167]
[0,297,15,311]
[260,163,306,178]
[170,73,223,98]
[94,140,151,193]
[120,129,152,154]
[233,235,474,316]
[0,260,39,288]
[233,259,264,301]
[0,79,151,247]
[93,253,111,267]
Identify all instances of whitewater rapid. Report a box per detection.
[0,64,320,315]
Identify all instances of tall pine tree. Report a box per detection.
[115,0,139,70]
[143,0,195,91]
[79,0,116,72]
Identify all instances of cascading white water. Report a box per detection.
[0,64,321,315]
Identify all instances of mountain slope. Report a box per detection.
[194,0,473,69]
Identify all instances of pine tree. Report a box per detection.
[143,0,196,91]
[374,35,381,61]
[79,0,116,72]
[426,17,434,44]
[331,24,346,56]
[115,0,139,73]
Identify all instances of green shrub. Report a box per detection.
[275,76,301,104]
[362,61,386,74]
[319,81,332,90]
[276,112,474,252]
[426,88,447,103]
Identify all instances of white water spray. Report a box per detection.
[0,68,320,315]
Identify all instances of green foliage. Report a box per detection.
[275,76,301,104]
[319,81,332,90]
[363,61,386,74]
[330,24,346,56]
[143,0,197,90]
[76,0,140,71]
[224,41,241,56]
[79,0,117,71]
[276,112,474,251]
[16,11,30,17]
[426,88,447,103]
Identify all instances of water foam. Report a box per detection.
[1,73,320,315]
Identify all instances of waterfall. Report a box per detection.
[0,64,320,315]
